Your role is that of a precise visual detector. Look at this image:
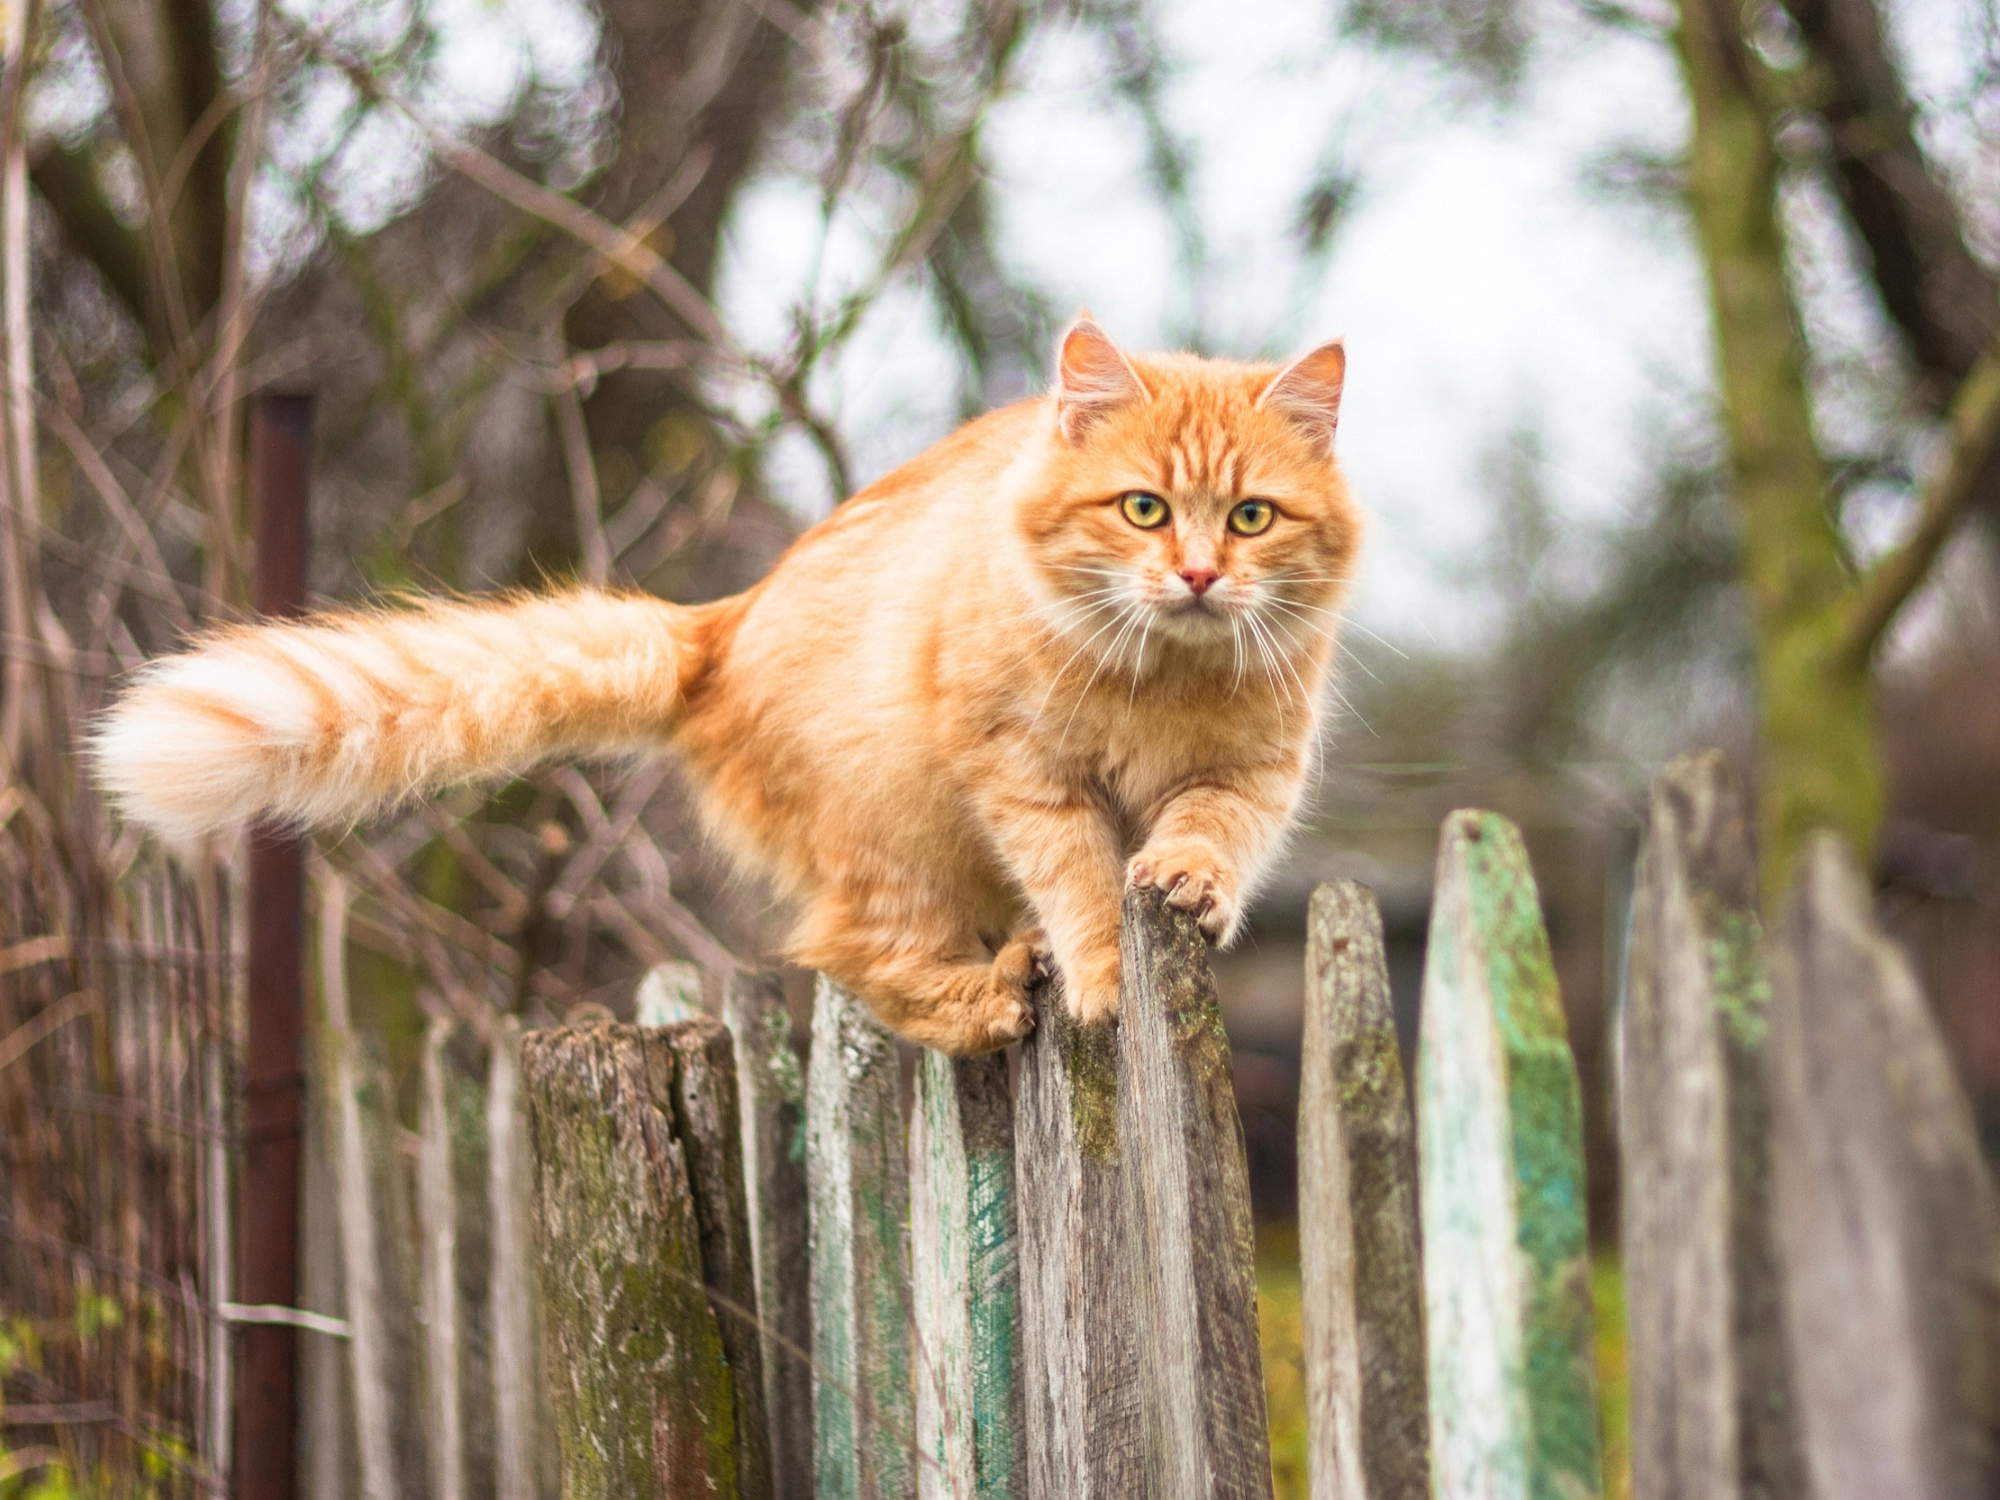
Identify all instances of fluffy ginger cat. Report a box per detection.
[93,318,1360,1055]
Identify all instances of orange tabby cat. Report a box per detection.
[94,318,1360,1054]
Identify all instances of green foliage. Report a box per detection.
[1256,1224,1308,1500]
[70,1295,120,1346]
[0,1313,73,1500]
[0,1462,82,1500]
[1593,1254,1631,1500]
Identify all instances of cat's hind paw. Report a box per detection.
[970,936,1041,1049]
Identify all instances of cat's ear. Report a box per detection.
[1055,315,1148,442]
[1258,340,1347,452]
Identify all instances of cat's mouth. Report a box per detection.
[1161,591,1231,617]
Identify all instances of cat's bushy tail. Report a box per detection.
[93,590,717,844]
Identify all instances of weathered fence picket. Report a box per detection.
[659,1016,776,1500]
[180,754,2000,1500]
[1299,879,1429,1500]
[723,969,813,1500]
[318,878,405,1500]
[1619,751,1801,1500]
[487,1016,545,1500]
[1013,967,1140,1500]
[806,976,918,1500]
[1417,810,1602,1500]
[910,1049,1024,1500]
[299,1067,345,1500]
[1767,833,2000,1500]
[1117,888,1275,1499]
[520,1022,749,1498]
[419,1019,467,1500]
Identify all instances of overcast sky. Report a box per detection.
[228,0,1988,651]
[719,2,1714,648]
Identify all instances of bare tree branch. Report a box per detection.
[1839,328,2000,669]
[27,143,150,327]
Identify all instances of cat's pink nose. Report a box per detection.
[1179,567,1218,597]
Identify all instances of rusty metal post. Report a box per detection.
[236,391,312,1500]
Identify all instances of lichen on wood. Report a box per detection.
[1014,966,1138,1500]
[522,1023,741,1499]
[660,1016,776,1500]
[1115,885,1274,1500]
[1621,752,1801,1500]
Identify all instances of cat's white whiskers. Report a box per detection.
[1126,613,1157,713]
[1259,597,1357,663]
[1247,609,1316,727]
[1262,569,1355,585]
[1329,634,1387,687]
[1057,603,1147,755]
[1321,675,1372,734]
[1332,617,1408,658]
[1242,612,1289,741]
[1030,599,1142,732]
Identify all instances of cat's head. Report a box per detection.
[1018,317,1361,670]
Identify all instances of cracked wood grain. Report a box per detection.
[1301,879,1428,1500]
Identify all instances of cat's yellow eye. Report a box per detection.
[1120,491,1170,529]
[1229,499,1275,536]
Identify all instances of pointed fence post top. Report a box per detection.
[1622,750,1801,1500]
[1646,750,1759,912]
[1769,828,2000,1500]
[1300,878,1430,1500]
[1421,808,1602,1500]
[1119,885,1230,1048]
[1433,809,1568,1054]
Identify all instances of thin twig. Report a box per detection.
[293,22,734,347]
[548,316,611,586]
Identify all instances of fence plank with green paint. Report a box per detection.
[723,969,813,1500]
[1620,752,1801,1500]
[1299,879,1429,1500]
[806,976,917,1500]
[1768,834,2000,1500]
[910,1050,1025,1500]
[1417,810,1601,1500]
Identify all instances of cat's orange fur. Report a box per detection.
[93,319,1360,1054]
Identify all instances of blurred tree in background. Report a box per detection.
[1339,0,2000,1146]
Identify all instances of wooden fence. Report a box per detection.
[514,750,2000,1500]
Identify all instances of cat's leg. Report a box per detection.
[1131,759,1307,945]
[791,899,1039,1056]
[972,787,1126,1026]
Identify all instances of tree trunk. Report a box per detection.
[1674,0,1882,900]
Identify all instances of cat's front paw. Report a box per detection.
[1062,952,1122,1028]
[1128,843,1240,943]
